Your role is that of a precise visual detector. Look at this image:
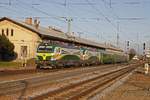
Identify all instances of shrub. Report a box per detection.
[0,35,17,61]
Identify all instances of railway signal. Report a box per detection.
[143,43,146,50]
[127,41,130,47]
[127,41,130,51]
[143,43,146,54]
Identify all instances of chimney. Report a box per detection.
[34,19,37,25]
[34,19,40,29]
[25,18,32,25]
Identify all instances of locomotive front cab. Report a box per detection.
[36,43,55,68]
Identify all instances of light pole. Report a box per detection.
[116,22,119,47]
[66,17,73,36]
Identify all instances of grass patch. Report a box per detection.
[0,61,21,68]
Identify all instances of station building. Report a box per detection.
[0,17,123,61]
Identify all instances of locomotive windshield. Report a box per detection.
[37,45,54,53]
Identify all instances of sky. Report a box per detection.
[0,0,150,53]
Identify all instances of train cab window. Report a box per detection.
[80,49,84,55]
[59,48,61,54]
[55,48,61,54]
[58,48,61,53]
[37,45,53,53]
[61,50,66,54]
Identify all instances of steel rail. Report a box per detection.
[0,63,128,76]
[0,64,126,95]
[68,67,134,100]
[30,63,140,100]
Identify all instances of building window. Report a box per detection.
[11,29,14,36]
[6,28,9,36]
[2,29,4,35]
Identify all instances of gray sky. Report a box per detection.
[0,0,150,53]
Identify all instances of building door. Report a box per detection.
[20,46,28,58]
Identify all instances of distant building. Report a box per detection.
[0,17,123,61]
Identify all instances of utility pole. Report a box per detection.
[117,34,119,47]
[127,41,130,50]
[109,0,112,8]
[9,0,11,6]
[66,17,73,36]
[137,33,139,54]
[97,33,103,43]
[64,0,67,7]
[143,42,146,55]
[116,22,119,47]
[97,33,100,42]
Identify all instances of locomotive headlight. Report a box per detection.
[51,57,56,61]
[51,56,56,61]
[51,53,54,56]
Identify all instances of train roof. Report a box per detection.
[0,17,123,52]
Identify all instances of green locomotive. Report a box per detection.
[36,41,128,69]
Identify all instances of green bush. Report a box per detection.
[0,35,17,61]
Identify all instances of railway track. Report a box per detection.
[0,64,126,81]
[0,63,142,100]
[0,64,132,82]
[0,63,128,76]
[30,64,137,100]
[0,65,122,94]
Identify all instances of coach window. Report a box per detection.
[11,29,14,36]
[2,29,4,35]
[6,28,9,36]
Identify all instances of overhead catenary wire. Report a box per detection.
[0,5,28,17]
[14,0,98,38]
[99,0,119,19]
[52,0,113,42]
[13,0,118,38]
[15,0,67,23]
[1,0,148,51]
[40,0,103,39]
[86,0,118,31]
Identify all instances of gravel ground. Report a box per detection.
[0,65,115,81]
[102,70,150,100]
[0,70,106,100]
[0,65,122,100]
